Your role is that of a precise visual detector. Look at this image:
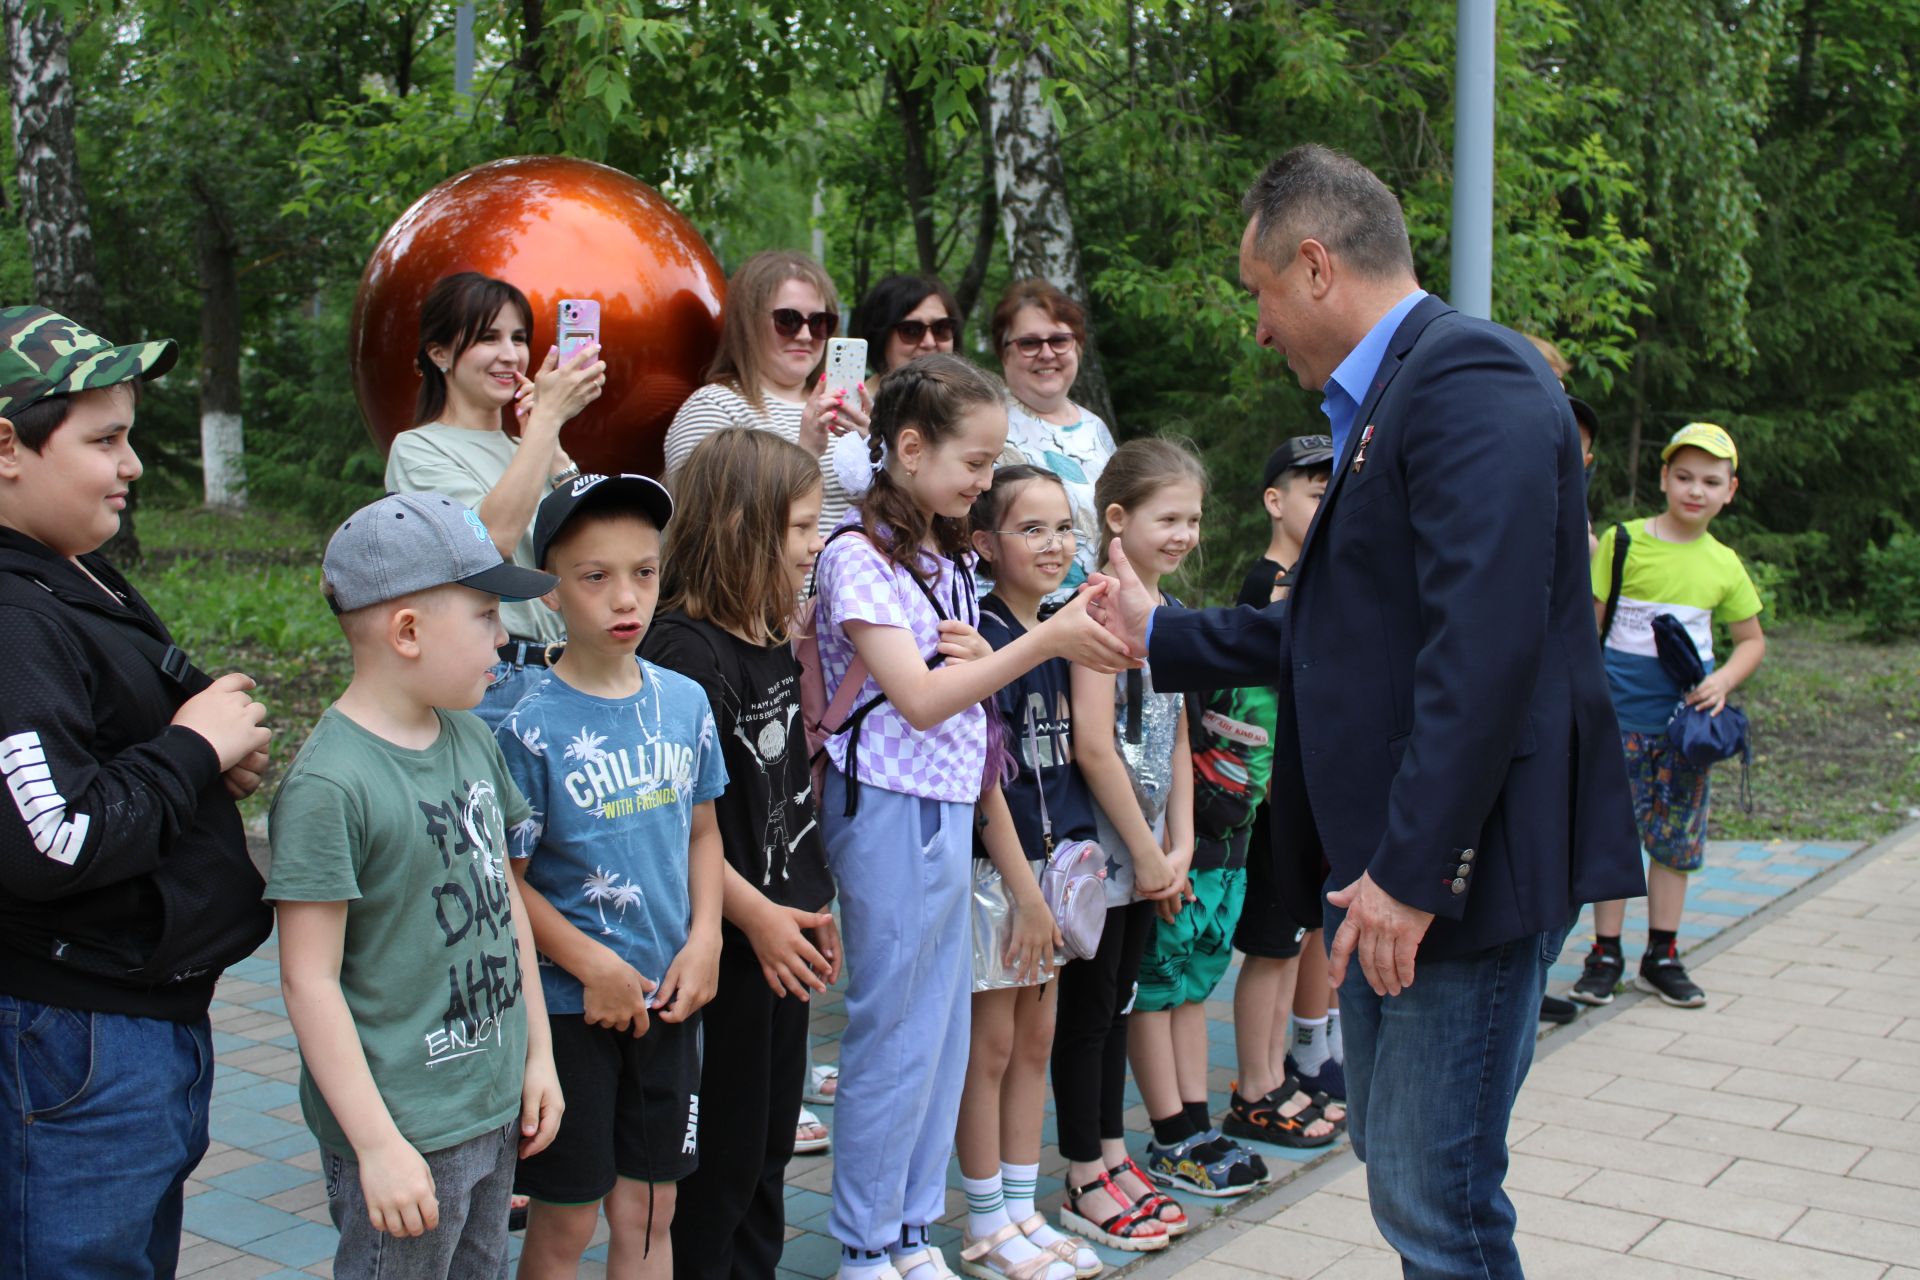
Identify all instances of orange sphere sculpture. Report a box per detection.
[351,155,725,478]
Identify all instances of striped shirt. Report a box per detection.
[663,383,850,537]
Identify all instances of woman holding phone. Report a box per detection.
[992,280,1116,598]
[665,250,871,537]
[385,270,605,729]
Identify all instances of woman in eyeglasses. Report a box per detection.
[852,274,960,373]
[665,250,870,536]
[992,280,1117,597]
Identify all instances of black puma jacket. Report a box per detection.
[0,528,271,1021]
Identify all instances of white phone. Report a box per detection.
[823,338,867,406]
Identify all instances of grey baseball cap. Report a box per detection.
[323,491,558,613]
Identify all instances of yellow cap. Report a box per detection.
[1661,421,1738,471]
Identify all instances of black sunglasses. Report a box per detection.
[894,317,957,343]
[771,309,838,340]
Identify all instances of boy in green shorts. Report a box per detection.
[1572,422,1766,1009]
[269,492,564,1277]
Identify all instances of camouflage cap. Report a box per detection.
[0,306,179,419]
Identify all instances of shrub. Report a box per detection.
[1861,533,1920,640]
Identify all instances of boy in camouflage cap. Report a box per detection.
[0,306,275,1276]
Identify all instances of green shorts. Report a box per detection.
[1134,866,1247,1013]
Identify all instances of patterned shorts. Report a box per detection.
[1622,729,1713,872]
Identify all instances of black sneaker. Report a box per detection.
[1568,946,1625,1006]
[1637,945,1706,1008]
[1539,994,1578,1024]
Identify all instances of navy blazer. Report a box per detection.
[1150,296,1643,957]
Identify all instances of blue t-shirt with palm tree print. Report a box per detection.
[496,658,728,1014]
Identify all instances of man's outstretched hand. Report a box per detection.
[1085,539,1158,660]
[1326,871,1434,997]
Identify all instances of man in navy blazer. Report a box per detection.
[1100,146,1643,1277]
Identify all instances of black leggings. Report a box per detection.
[1049,899,1154,1164]
[670,927,809,1280]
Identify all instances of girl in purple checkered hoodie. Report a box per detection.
[810,355,1132,1280]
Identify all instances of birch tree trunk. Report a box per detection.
[988,30,1114,427]
[194,182,247,510]
[4,0,104,325]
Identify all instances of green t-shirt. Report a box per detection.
[265,706,533,1157]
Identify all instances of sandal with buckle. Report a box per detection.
[1110,1157,1190,1235]
[1059,1170,1169,1253]
[1140,1130,1260,1198]
[960,1223,1070,1280]
[1014,1213,1102,1279]
[1223,1080,1339,1149]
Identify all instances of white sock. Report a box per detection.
[962,1173,1014,1241]
[891,1225,946,1280]
[1329,1007,1344,1064]
[1006,1160,1093,1273]
[1293,1014,1331,1075]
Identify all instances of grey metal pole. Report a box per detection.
[1451,0,1495,319]
[454,4,476,97]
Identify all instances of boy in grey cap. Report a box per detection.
[267,491,565,1279]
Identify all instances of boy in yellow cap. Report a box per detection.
[1573,422,1766,1008]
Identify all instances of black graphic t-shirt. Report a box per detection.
[644,613,833,913]
[974,595,1099,862]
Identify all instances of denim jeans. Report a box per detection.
[1327,906,1547,1279]
[0,996,214,1279]
[323,1122,516,1280]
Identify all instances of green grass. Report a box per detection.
[1713,618,1920,842]
[118,507,1920,843]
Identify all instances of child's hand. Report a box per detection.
[652,929,722,1022]
[518,1048,565,1159]
[744,902,835,999]
[359,1138,439,1237]
[221,746,271,800]
[1039,585,1137,674]
[812,911,844,985]
[1685,670,1736,715]
[935,620,993,664]
[1004,897,1063,985]
[1131,846,1176,899]
[173,672,273,771]
[582,952,655,1036]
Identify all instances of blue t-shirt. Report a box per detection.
[975,596,1099,861]
[496,659,728,1013]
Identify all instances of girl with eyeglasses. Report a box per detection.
[990,281,1116,600]
[665,251,871,539]
[852,275,960,374]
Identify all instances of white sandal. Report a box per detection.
[893,1247,959,1280]
[959,1224,1071,1280]
[1015,1213,1102,1279]
[806,1061,840,1105]
[795,1105,830,1154]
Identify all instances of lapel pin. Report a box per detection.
[1351,423,1375,474]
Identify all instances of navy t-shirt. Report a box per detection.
[974,595,1099,861]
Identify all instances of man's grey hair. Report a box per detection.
[1242,145,1415,281]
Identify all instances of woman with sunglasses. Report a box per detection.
[665,250,870,536]
[852,274,960,374]
[991,280,1116,597]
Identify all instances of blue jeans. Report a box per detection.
[0,997,214,1279]
[1327,906,1546,1280]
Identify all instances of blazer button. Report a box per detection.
[1457,863,1472,878]
[1451,877,1467,895]
[1461,848,1477,862]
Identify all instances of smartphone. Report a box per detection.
[557,299,601,365]
[823,337,867,406]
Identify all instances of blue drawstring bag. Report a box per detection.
[1651,613,1753,809]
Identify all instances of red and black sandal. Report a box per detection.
[1059,1169,1170,1253]
[1110,1157,1192,1236]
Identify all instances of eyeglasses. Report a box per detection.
[1004,332,1076,359]
[894,317,956,343]
[771,309,838,340]
[988,526,1077,553]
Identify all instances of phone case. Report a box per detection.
[557,299,601,364]
[823,338,867,403]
